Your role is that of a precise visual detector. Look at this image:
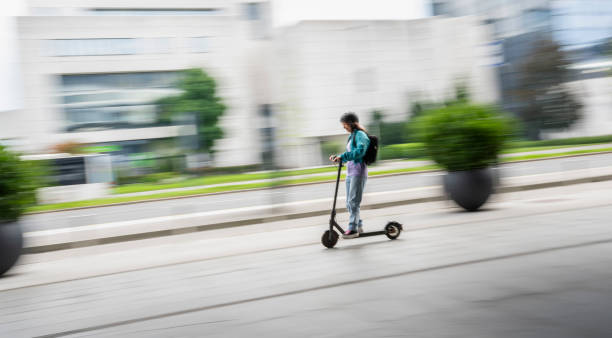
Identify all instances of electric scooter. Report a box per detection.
[321,161,402,248]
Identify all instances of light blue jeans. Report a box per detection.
[345,175,367,231]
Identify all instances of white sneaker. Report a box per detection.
[358,225,364,233]
[343,230,360,239]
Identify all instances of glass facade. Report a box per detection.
[58,72,181,132]
[551,0,612,50]
[432,0,612,51]
[244,3,261,20]
[432,0,612,62]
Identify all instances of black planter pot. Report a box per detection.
[0,221,23,276]
[443,167,494,211]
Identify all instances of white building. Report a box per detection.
[12,2,499,168]
[15,0,272,167]
[274,17,499,167]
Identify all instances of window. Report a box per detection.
[47,39,135,56]
[61,72,179,91]
[58,72,181,132]
[245,3,260,20]
[46,38,173,56]
[88,8,221,16]
[522,8,551,30]
[31,7,62,15]
[188,37,209,53]
[432,2,448,16]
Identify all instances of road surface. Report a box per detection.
[2,180,612,337]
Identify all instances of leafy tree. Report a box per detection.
[367,110,406,146]
[444,82,470,107]
[156,68,226,155]
[368,109,384,141]
[515,39,582,140]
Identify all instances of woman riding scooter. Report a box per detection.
[329,112,370,239]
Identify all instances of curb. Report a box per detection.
[25,150,612,215]
[22,171,612,254]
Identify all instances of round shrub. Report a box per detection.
[417,104,512,171]
[0,146,38,221]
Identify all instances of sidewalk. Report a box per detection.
[22,164,612,254]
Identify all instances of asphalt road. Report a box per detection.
[3,180,612,337]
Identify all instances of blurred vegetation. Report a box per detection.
[514,39,582,140]
[320,141,344,162]
[377,134,612,161]
[508,135,612,148]
[28,142,612,212]
[368,82,472,146]
[379,143,426,160]
[367,109,404,146]
[416,104,513,171]
[156,68,226,156]
[0,145,44,221]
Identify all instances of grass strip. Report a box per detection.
[28,149,612,213]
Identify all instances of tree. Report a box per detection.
[367,110,406,146]
[368,109,384,142]
[516,39,582,140]
[156,68,226,155]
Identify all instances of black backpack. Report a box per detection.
[352,131,378,165]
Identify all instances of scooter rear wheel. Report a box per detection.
[321,230,339,248]
[385,222,402,240]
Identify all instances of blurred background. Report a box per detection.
[0,0,610,205]
[3,2,612,336]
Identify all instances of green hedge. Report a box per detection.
[375,133,612,161]
[379,143,426,160]
[508,135,612,148]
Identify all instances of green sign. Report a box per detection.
[81,145,122,153]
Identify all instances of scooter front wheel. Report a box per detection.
[385,222,402,240]
[321,230,339,248]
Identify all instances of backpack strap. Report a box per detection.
[351,130,369,152]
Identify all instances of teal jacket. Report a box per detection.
[340,130,370,163]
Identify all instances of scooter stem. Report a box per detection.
[330,161,342,219]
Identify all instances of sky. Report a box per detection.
[0,0,26,112]
[0,0,429,112]
[272,0,429,27]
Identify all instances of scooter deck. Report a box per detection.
[353,230,385,238]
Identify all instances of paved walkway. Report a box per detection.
[3,180,612,337]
